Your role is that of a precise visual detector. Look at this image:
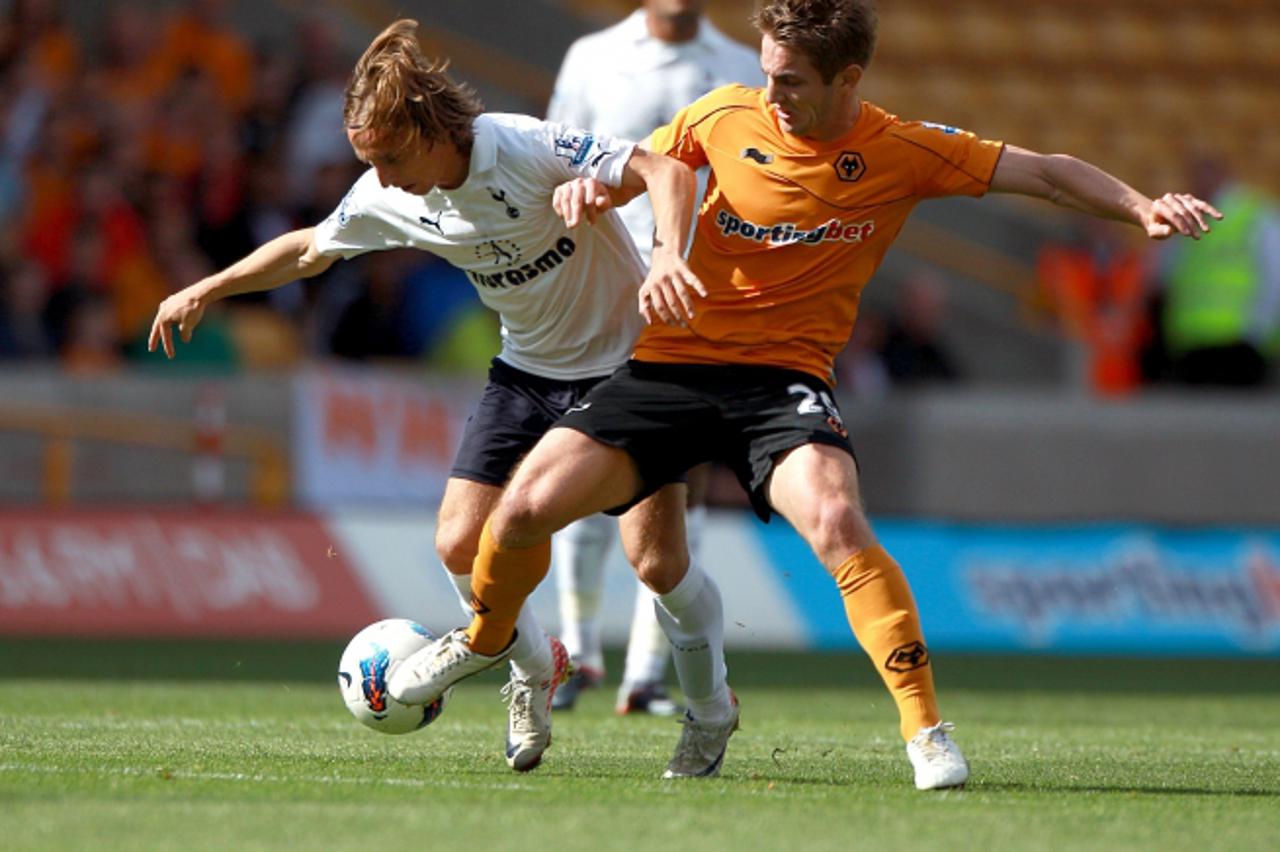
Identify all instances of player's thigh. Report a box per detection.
[435,477,504,574]
[617,481,689,594]
[766,442,877,569]
[493,427,644,547]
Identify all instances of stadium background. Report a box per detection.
[1,0,1279,662]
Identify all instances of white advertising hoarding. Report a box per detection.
[292,369,478,508]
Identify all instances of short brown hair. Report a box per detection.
[344,19,484,155]
[754,0,878,82]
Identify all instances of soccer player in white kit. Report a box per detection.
[546,0,763,716]
[148,18,734,775]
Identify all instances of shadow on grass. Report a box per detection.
[2,639,1277,697]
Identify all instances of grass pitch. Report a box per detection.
[1,641,1277,851]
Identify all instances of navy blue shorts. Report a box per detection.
[450,358,609,487]
[558,360,856,521]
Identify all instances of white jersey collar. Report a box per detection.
[447,115,498,191]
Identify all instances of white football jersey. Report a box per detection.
[313,113,645,380]
[548,11,763,264]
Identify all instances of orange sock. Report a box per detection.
[833,545,940,741]
[465,519,551,655]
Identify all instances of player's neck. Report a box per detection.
[438,145,471,191]
[808,98,862,144]
[646,11,700,44]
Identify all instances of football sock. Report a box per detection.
[508,605,553,680]
[466,519,551,656]
[685,503,707,564]
[444,568,550,678]
[833,545,940,741]
[654,563,731,723]
[552,513,613,672]
[620,503,707,687]
[622,580,670,685]
[444,568,474,617]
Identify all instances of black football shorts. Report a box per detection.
[450,357,609,486]
[557,360,856,520]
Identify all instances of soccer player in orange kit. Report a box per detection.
[391,0,1222,788]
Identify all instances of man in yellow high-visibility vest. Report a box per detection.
[1161,156,1280,386]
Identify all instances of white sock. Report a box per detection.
[620,504,708,686]
[551,513,614,672]
[685,503,707,566]
[654,562,731,723]
[444,568,550,679]
[622,579,670,685]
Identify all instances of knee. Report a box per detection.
[629,543,689,595]
[490,485,561,549]
[803,501,874,567]
[435,522,478,575]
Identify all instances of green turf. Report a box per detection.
[0,644,1277,851]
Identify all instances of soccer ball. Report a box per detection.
[338,618,450,734]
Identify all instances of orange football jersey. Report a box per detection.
[636,84,1005,383]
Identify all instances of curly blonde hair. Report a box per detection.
[343,19,483,154]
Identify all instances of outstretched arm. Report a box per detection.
[990,145,1223,240]
[148,227,336,358]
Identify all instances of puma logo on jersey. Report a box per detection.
[419,213,443,234]
[715,210,875,245]
[740,147,774,165]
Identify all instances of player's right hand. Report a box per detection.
[553,177,614,227]
[639,253,706,327]
[148,287,208,359]
[1143,192,1223,240]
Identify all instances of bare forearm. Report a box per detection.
[990,145,1222,241]
[640,157,696,258]
[151,227,336,358]
[193,227,332,303]
[1037,154,1149,226]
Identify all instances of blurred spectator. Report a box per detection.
[400,254,496,374]
[880,270,962,386]
[157,0,254,114]
[0,258,53,358]
[60,290,123,373]
[283,10,354,205]
[240,47,298,158]
[0,0,80,94]
[193,110,253,269]
[40,220,128,372]
[1038,219,1150,396]
[92,1,168,113]
[330,250,416,361]
[1157,155,1280,387]
[834,306,890,398]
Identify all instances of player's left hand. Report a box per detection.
[640,252,706,326]
[1144,192,1223,240]
[553,177,614,227]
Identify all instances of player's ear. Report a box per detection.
[837,64,863,93]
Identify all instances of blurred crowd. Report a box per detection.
[0,0,493,374]
[1,0,1276,393]
[838,151,1280,397]
[1033,154,1280,395]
